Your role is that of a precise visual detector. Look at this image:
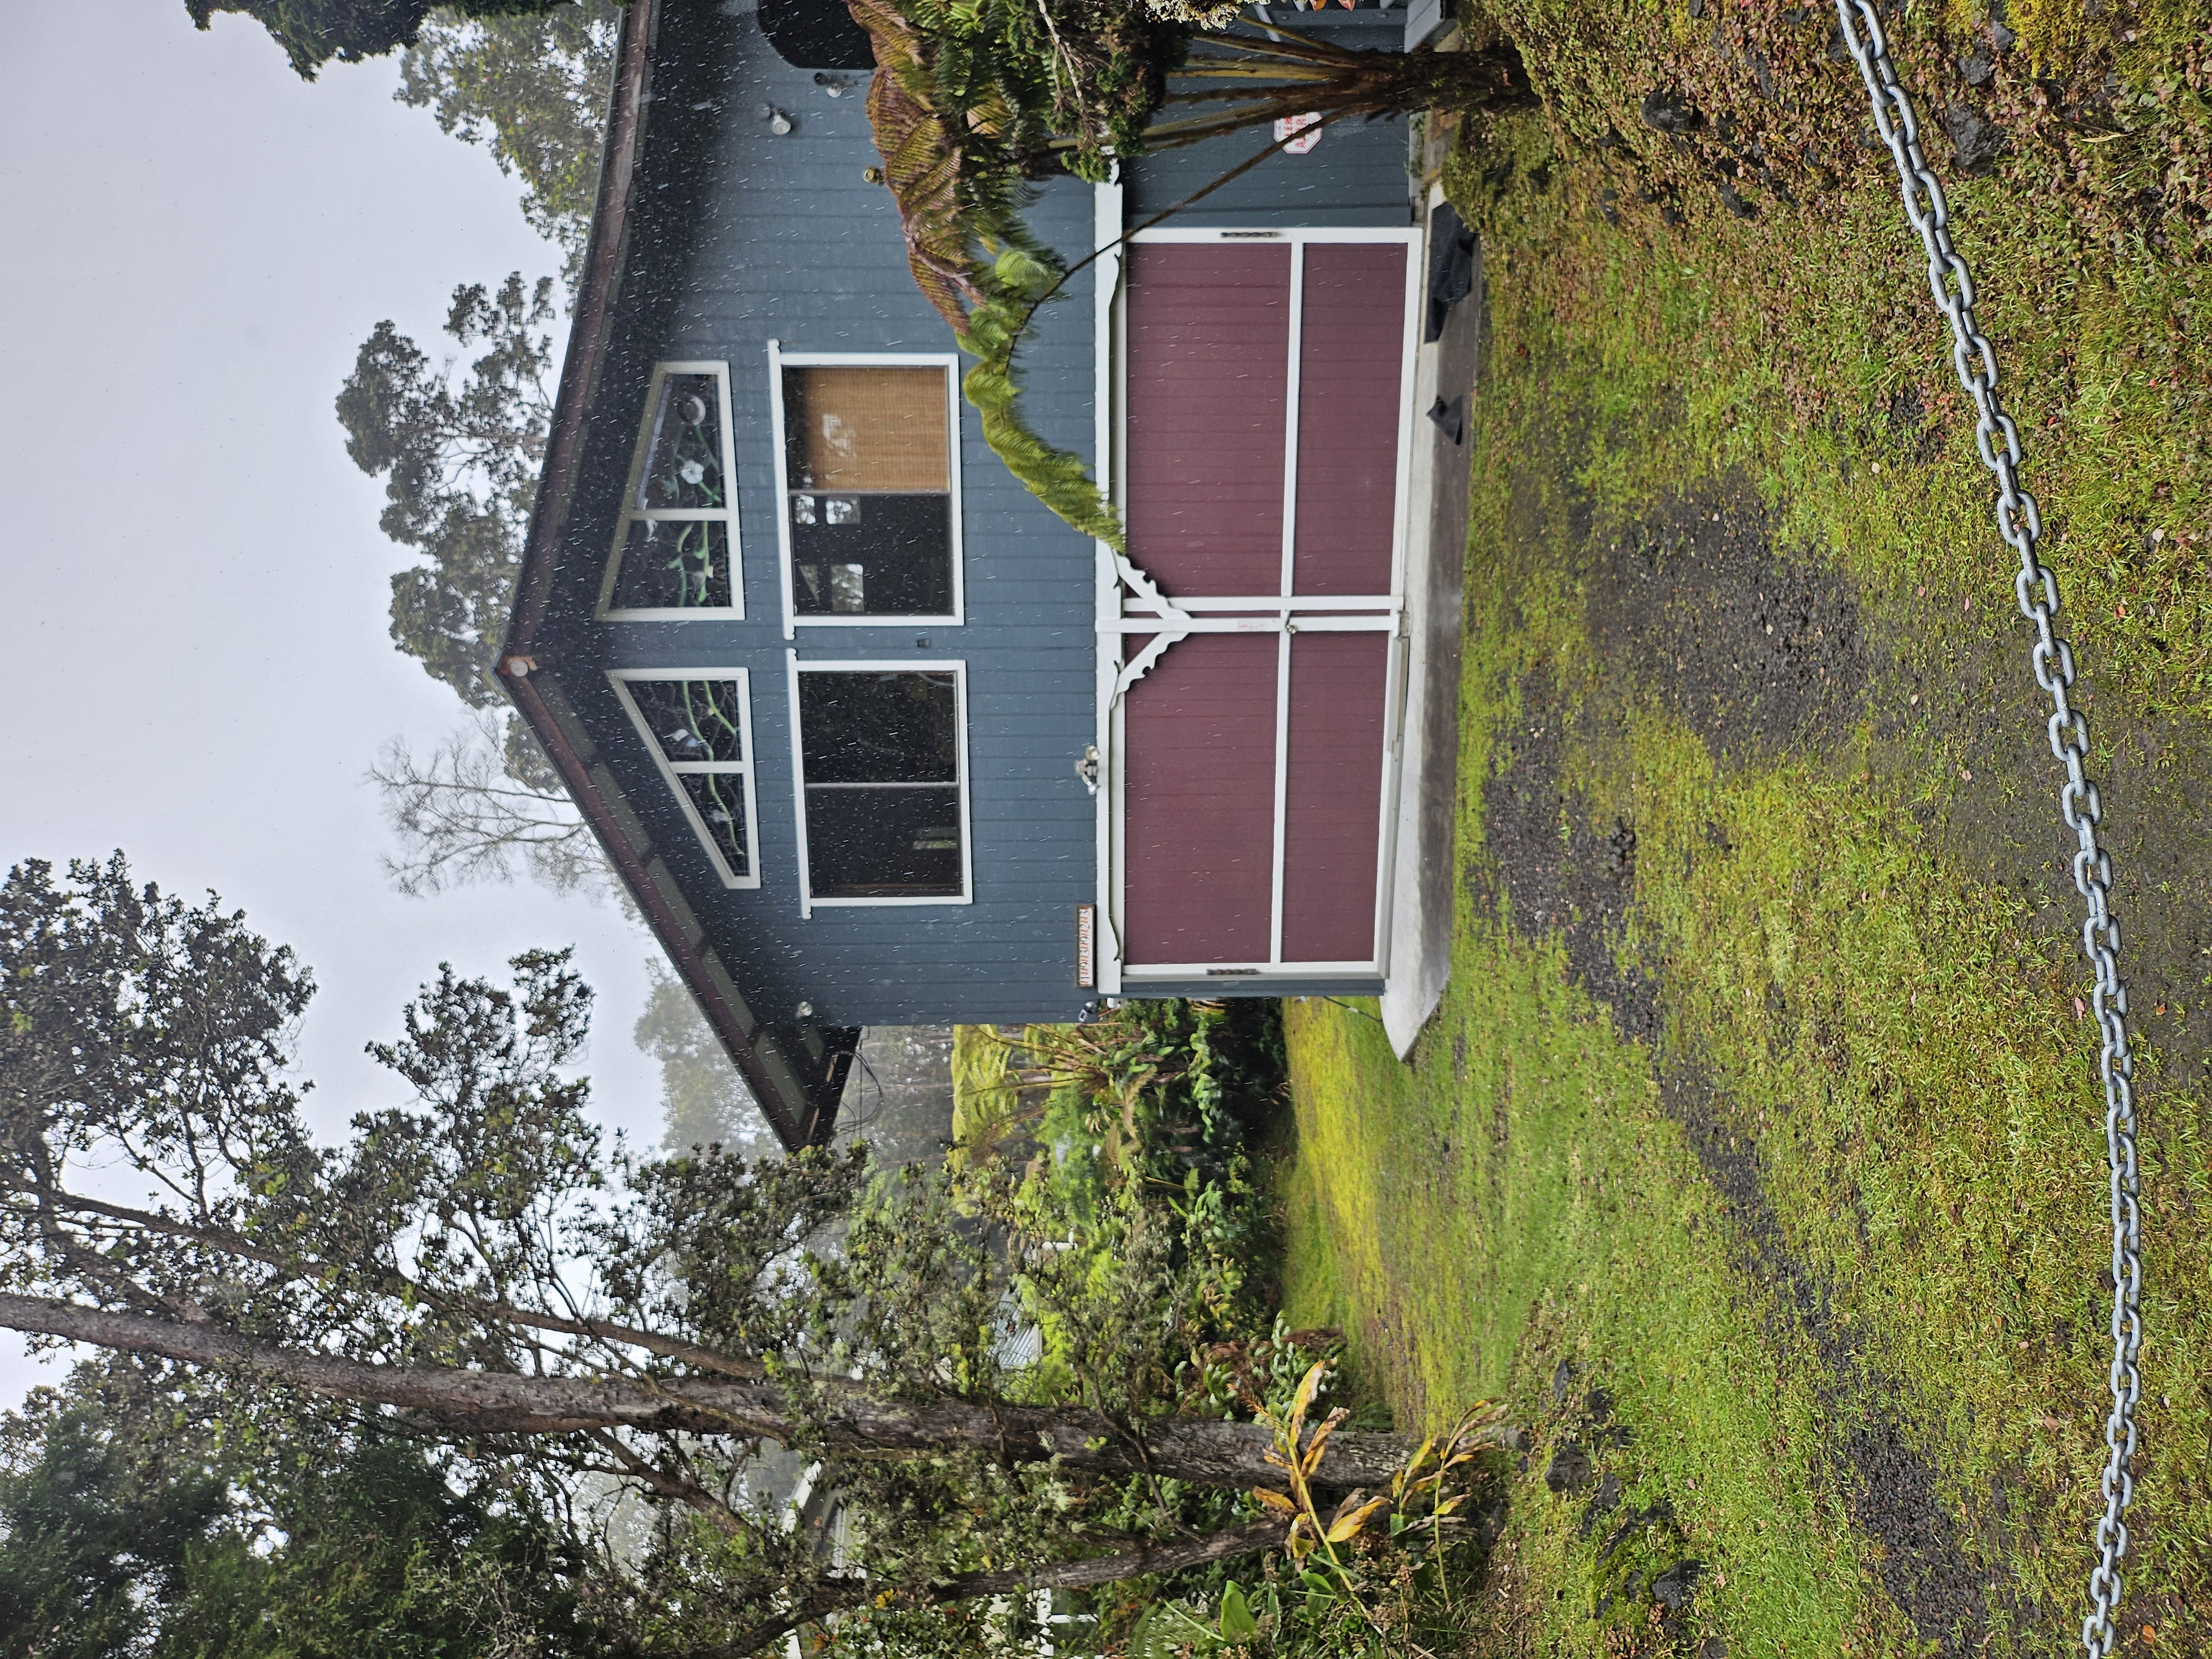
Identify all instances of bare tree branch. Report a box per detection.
[9,1181,771,1384]
[370,711,608,897]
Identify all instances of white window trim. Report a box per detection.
[766,341,966,640]
[786,651,974,917]
[598,362,744,621]
[607,667,762,890]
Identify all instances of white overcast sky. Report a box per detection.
[0,1,660,1407]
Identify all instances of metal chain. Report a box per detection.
[1828,4,2144,1651]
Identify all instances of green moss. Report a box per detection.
[1277,16,2212,1650]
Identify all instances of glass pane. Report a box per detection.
[627,678,745,764]
[680,773,750,874]
[799,671,958,784]
[788,493,953,616]
[805,785,961,898]
[782,365,948,492]
[610,518,733,611]
[634,372,728,511]
[794,563,867,613]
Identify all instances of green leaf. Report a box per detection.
[1219,1583,1258,1639]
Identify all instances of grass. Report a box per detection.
[1275,5,2212,1653]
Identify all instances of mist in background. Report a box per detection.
[0,0,742,1406]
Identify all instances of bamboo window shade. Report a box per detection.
[789,367,949,492]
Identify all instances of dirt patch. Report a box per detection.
[1661,1066,2017,1655]
[1471,675,1661,1045]
[1478,670,2007,1655]
[1893,606,2212,1103]
[1585,479,1874,762]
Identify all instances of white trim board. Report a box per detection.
[1093,174,1128,997]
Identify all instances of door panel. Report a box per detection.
[1281,630,1390,962]
[1292,243,1408,598]
[1124,244,1291,597]
[1122,632,1278,965]
[1118,234,1412,973]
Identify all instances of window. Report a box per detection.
[770,349,961,629]
[790,662,969,907]
[609,670,760,888]
[600,364,742,618]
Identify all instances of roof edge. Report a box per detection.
[494,0,846,1155]
[503,0,658,659]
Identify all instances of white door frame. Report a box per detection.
[1093,220,1425,989]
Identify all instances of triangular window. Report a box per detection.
[600,364,742,618]
[609,671,760,888]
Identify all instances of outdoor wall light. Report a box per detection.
[759,104,794,134]
[813,71,855,96]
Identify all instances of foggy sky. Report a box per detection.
[0,0,660,1408]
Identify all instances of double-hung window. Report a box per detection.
[600,364,742,618]
[770,348,962,629]
[609,670,760,889]
[789,662,969,909]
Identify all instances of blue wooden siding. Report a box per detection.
[536,3,1102,1028]
[531,1,1410,1026]
[1128,14,1418,230]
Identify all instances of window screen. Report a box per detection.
[613,674,757,885]
[606,367,740,615]
[798,670,964,899]
[783,366,955,618]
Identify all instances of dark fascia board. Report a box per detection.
[494,0,845,1154]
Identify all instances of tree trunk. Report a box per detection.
[710,1516,1292,1658]
[0,1295,1415,1490]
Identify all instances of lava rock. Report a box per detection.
[1472,1501,1510,1546]
[1959,44,1994,85]
[1640,87,1703,135]
[1575,1471,1624,1536]
[1585,1387,1615,1425]
[1551,1359,1576,1403]
[1944,99,2007,173]
[1653,1559,1707,1608]
[1545,1441,1593,1493]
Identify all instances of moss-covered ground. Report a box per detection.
[1277,4,2212,1654]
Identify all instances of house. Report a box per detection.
[498,0,1466,1150]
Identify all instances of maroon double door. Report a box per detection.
[1117,234,1416,975]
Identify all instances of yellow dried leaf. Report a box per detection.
[1253,1487,1297,1514]
[1324,1497,1389,1543]
[1301,1406,1349,1475]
